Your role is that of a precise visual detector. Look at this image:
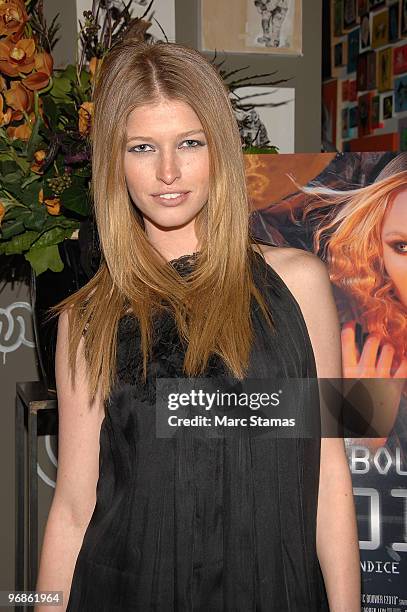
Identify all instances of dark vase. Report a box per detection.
[30,238,90,393]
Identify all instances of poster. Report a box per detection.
[246,151,407,611]
[233,86,295,153]
[200,0,302,55]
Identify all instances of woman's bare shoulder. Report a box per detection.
[251,243,324,278]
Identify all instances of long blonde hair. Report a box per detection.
[300,162,407,364]
[46,39,274,405]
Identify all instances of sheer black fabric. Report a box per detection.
[66,249,329,611]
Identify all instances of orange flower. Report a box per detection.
[89,56,102,83]
[4,80,33,112]
[0,93,12,126]
[6,109,35,140]
[0,0,29,43]
[44,197,61,216]
[31,149,47,174]
[0,37,35,77]
[0,75,6,91]
[23,52,53,91]
[0,201,5,226]
[39,189,61,215]
[78,101,93,135]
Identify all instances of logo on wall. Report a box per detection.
[0,302,35,363]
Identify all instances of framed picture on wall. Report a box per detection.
[200,0,303,55]
[388,1,400,42]
[398,115,407,150]
[371,9,389,48]
[342,79,350,100]
[378,47,393,91]
[232,86,296,152]
[334,0,344,36]
[322,79,339,146]
[395,74,407,111]
[347,28,359,72]
[334,41,345,66]
[369,0,385,8]
[358,0,369,17]
[342,107,350,138]
[402,0,407,34]
[344,0,357,28]
[382,92,394,118]
[360,13,371,50]
[349,79,357,100]
[394,42,407,74]
[371,94,381,128]
[349,105,358,128]
[366,50,377,89]
[357,52,368,90]
[358,92,373,136]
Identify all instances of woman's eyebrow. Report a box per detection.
[383,231,407,239]
[126,129,205,143]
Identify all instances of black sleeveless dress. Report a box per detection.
[66,249,329,611]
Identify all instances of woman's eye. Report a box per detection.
[129,144,154,153]
[180,139,205,148]
[390,241,407,254]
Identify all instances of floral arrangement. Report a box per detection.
[0,0,285,276]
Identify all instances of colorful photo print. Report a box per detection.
[342,79,350,101]
[360,13,371,51]
[398,115,407,149]
[358,0,369,16]
[342,107,350,138]
[402,0,407,34]
[357,52,368,90]
[349,104,358,128]
[378,47,393,92]
[335,0,344,36]
[389,1,400,42]
[393,42,407,74]
[395,74,407,112]
[371,94,381,128]
[349,79,358,100]
[371,9,389,48]
[334,41,345,66]
[344,0,357,28]
[358,92,373,136]
[347,28,360,73]
[366,50,377,89]
[382,92,394,119]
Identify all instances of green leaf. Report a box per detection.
[0,229,37,252]
[22,210,47,232]
[60,185,89,216]
[50,77,71,100]
[25,244,64,275]
[30,226,76,250]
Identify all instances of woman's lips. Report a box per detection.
[152,191,190,206]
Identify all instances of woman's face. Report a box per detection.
[381,187,407,307]
[124,97,209,240]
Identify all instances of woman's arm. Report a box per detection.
[265,247,361,612]
[35,310,105,612]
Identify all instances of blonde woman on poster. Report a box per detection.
[301,154,407,445]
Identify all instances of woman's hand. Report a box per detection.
[341,320,407,445]
[341,320,407,379]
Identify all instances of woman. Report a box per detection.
[300,154,407,444]
[35,39,360,611]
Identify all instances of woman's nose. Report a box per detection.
[156,152,181,184]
